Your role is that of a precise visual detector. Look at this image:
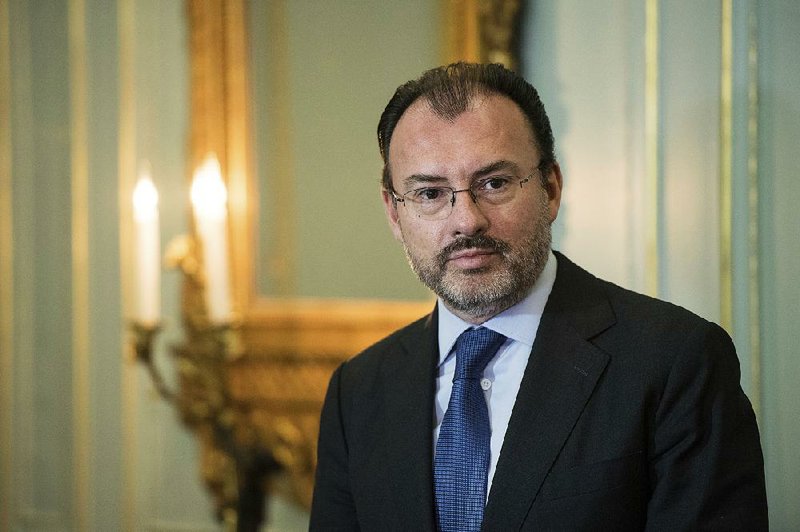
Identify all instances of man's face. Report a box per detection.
[382,93,562,323]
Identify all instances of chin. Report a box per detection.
[441,272,518,309]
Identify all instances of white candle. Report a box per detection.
[190,154,232,323]
[132,163,161,324]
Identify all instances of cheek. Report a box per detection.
[489,210,524,237]
[399,222,441,254]
[493,203,545,242]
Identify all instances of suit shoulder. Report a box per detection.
[559,252,717,331]
[596,280,737,381]
[554,252,730,351]
[601,276,722,337]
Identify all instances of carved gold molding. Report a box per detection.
[444,0,522,69]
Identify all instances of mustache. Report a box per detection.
[436,235,511,268]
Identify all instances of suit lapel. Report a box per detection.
[483,254,615,530]
[380,309,439,530]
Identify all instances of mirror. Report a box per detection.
[247,0,438,301]
[185,0,522,513]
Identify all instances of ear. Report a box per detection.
[382,188,404,242]
[544,162,563,223]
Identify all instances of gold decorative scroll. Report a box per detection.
[443,0,522,70]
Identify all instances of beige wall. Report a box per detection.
[0,0,223,529]
[526,1,799,528]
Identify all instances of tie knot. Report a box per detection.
[453,327,506,380]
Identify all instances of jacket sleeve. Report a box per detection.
[645,322,768,531]
[309,363,359,531]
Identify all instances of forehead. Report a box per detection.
[387,93,538,184]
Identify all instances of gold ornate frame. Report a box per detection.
[183,0,522,521]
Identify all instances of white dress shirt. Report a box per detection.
[434,251,557,498]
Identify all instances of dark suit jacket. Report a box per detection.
[310,252,768,531]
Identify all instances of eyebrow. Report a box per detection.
[400,160,522,190]
[400,173,448,190]
[471,160,521,178]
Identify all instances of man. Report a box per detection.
[310,63,768,531]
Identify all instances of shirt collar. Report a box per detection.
[437,251,558,366]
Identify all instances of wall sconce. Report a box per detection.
[128,155,277,531]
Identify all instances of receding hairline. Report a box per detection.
[384,91,542,185]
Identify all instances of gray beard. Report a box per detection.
[402,206,552,321]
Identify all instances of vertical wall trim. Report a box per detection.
[9,0,35,521]
[264,0,297,297]
[720,0,734,332]
[746,2,761,419]
[0,0,14,528]
[68,0,92,529]
[644,0,661,297]
[117,0,138,529]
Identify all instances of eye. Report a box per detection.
[477,176,513,192]
[410,187,448,202]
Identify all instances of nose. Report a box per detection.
[448,188,489,236]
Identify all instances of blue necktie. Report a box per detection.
[434,327,507,532]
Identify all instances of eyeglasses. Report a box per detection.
[391,170,538,221]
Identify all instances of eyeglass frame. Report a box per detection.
[388,164,546,221]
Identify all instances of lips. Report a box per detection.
[435,235,510,269]
[446,248,498,269]
[447,248,496,261]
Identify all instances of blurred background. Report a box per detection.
[1,0,798,530]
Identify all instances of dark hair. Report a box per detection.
[377,62,556,190]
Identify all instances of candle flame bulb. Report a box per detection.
[191,154,232,323]
[191,155,228,221]
[133,172,159,222]
[132,161,161,324]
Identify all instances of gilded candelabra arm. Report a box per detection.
[130,229,272,530]
[164,233,271,531]
[128,233,205,403]
[129,321,175,402]
[164,234,206,333]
